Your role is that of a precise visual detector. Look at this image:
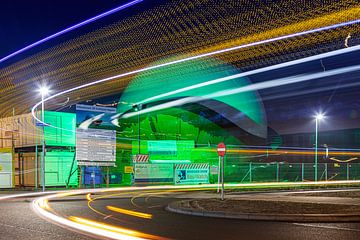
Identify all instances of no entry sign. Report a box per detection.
[217,142,226,157]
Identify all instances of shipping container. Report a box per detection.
[44,111,75,147]
[14,152,38,187]
[0,111,75,148]
[44,151,78,187]
[0,112,41,148]
[0,149,14,188]
[14,150,78,187]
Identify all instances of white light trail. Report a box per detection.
[0,0,143,64]
[122,64,360,118]
[31,180,360,239]
[31,19,360,125]
[103,45,360,122]
[139,46,360,105]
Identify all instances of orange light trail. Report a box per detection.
[69,216,166,240]
[211,148,360,156]
[106,206,152,219]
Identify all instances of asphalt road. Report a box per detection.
[1,189,360,240]
[0,196,88,240]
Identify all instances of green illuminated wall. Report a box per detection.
[116,107,246,184]
[44,111,75,147]
[45,151,77,186]
[43,111,77,186]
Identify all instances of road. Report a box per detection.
[0,188,359,240]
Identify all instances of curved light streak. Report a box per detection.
[32,181,360,239]
[107,206,153,219]
[329,157,358,163]
[31,19,360,126]
[122,64,360,118]
[0,0,143,64]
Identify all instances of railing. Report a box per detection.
[224,162,360,183]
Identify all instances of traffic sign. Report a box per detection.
[217,142,226,157]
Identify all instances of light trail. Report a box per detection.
[122,63,360,118]
[329,157,358,163]
[0,0,143,64]
[68,217,163,240]
[227,149,360,156]
[107,206,152,219]
[31,20,360,126]
[114,141,360,157]
[0,190,68,201]
[31,181,360,240]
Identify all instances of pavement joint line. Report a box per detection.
[292,223,360,232]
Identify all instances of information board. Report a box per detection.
[76,104,117,166]
[134,163,173,183]
[76,104,116,129]
[76,128,116,166]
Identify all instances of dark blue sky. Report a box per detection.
[0,0,155,60]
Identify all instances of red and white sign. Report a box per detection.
[132,154,149,163]
[217,142,226,157]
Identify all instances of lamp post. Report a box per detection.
[39,86,49,191]
[132,104,142,154]
[314,113,324,182]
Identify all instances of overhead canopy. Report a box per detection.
[118,58,267,139]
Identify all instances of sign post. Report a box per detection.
[217,142,226,200]
[217,156,220,193]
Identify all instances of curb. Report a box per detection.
[166,200,360,222]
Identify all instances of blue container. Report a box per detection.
[83,166,102,185]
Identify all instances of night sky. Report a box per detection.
[0,0,156,60]
[1,0,359,135]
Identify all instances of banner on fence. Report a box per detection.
[175,163,209,185]
[134,163,173,183]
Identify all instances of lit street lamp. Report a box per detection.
[314,113,325,182]
[39,86,50,191]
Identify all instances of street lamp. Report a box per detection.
[39,86,50,191]
[314,113,325,182]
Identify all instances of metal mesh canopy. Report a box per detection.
[0,0,359,116]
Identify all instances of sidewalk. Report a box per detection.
[167,189,360,222]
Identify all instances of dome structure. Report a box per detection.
[117,57,267,143]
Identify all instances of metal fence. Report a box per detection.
[224,162,360,183]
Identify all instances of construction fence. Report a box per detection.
[224,162,360,183]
